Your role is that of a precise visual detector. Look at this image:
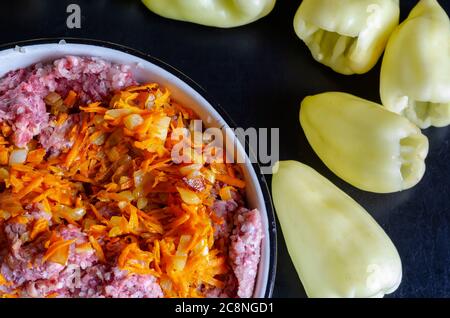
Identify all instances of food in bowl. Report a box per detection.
[0,56,263,298]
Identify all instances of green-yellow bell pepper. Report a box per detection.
[141,0,276,28]
[300,92,429,193]
[380,0,450,129]
[293,0,399,75]
[272,160,402,298]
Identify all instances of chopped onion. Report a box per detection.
[137,197,148,209]
[0,168,9,180]
[82,218,97,231]
[118,154,132,166]
[9,148,28,165]
[177,235,191,255]
[211,163,227,175]
[133,186,144,199]
[118,201,127,210]
[174,235,191,271]
[193,239,209,256]
[105,130,124,148]
[133,170,145,187]
[119,176,131,185]
[44,92,62,106]
[105,108,132,119]
[191,150,203,165]
[152,116,171,142]
[93,114,105,125]
[0,210,11,221]
[177,235,191,252]
[44,92,67,115]
[160,277,173,293]
[145,94,156,109]
[56,204,86,222]
[109,216,124,227]
[124,114,144,130]
[202,168,216,184]
[219,186,234,201]
[177,187,201,205]
[71,207,86,221]
[92,133,106,146]
[118,191,134,202]
[107,147,121,162]
[187,170,201,180]
[179,163,202,176]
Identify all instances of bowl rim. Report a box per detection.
[0,37,278,298]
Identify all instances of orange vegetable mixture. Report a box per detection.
[0,83,247,297]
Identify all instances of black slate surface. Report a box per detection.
[0,0,449,298]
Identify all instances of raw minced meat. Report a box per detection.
[0,209,162,298]
[208,203,263,298]
[38,114,79,154]
[103,267,163,298]
[0,56,135,147]
[229,208,263,298]
[23,265,163,298]
[211,199,239,240]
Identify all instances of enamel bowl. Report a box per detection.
[0,39,277,298]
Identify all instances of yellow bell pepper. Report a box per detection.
[141,0,276,28]
[272,160,403,298]
[380,0,450,129]
[300,92,429,193]
[293,0,399,75]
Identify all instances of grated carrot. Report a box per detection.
[56,113,69,126]
[89,236,106,263]
[89,204,105,222]
[0,82,247,298]
[30,219,49,240]
[0,149,8,165]
[63,90,77,107]
[42,239,76,265]
[65,132,85,168]
[0,273,9,286]
[27,149,46,164]
[79,102,107,114]
[215,174,246,189]
[16,176,44,199]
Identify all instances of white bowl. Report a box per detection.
[0,39,277,298]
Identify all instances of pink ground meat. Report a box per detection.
[210,197,264,298]
[24,265,163,298]
[103,267,163,298]
[38,114,79,155]
[229,208,263,298]
[0,208,162,298]
[0,56,136,147]
[207,203,263,299]
[211,199,238,240]
[1,209,64,291]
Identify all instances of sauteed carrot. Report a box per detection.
[0,83,251,298]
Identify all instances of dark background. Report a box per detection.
[0,0,449,298]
